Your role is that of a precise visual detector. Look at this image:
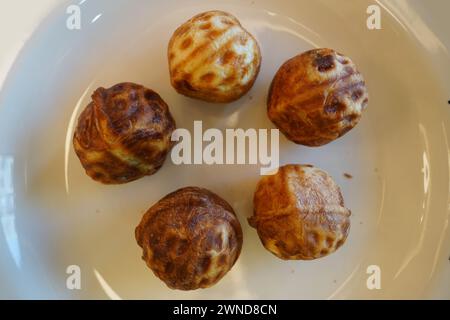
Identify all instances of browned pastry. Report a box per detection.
[249,164,351,260]
[73,82,176,184]
[168,10,261,103]
[268,48,369,146]
[135,187,243,290]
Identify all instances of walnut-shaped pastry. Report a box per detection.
[73,83,176,184]
[249,164,351,260]
[135,187,243,290]
[168,10,261,103]
[268,48,368,146]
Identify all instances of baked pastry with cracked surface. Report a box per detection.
[135,187,243,290]
[73,82,176,184]
[168,10,261,103]
[268,48,368,146]
[249,164,351,260]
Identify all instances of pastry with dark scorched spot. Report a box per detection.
[268,48,369,146]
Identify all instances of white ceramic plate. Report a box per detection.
[0,0,449,299]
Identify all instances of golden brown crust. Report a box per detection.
[168,10,261,103]
[249,164,351,260]
[135,187,243,290]
[268,48,368,146]
[73,82,176,184]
